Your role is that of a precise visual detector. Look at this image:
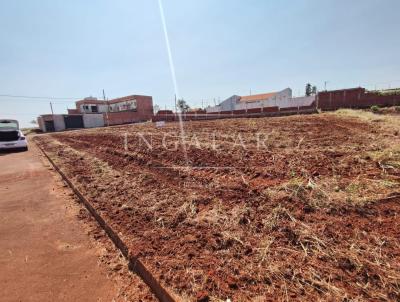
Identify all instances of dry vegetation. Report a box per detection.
[35,110,400,301]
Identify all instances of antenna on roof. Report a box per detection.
[324,81,329,91]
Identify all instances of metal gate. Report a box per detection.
[64,115,84,129]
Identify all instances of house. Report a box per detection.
[38,94,154,132]
[206,88,293,112]
[74,94,153,126]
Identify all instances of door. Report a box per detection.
[64,115,84,129]
[45,120,55,132]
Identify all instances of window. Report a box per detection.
[91,105,98,113]
[0,120,18,130]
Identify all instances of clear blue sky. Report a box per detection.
[1,0,399,127]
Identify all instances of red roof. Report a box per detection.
[240,92,277,102]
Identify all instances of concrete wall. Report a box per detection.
[279,88,293,99]
[83,114,104,128]
[37,116,45,132]
[219,95,240,111]
[206,105,221,113]
[235,100,263,110]
[53,115,66,131]
[279,96,315,109]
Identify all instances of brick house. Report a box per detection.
[75,95,153,125]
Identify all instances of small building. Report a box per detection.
[37,113,104,132]
[38,94,153,132]
[206,88,293,112]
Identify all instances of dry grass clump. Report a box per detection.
[334,108,400,134]
[369,147,400,172]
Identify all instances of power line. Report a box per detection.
[0,94,89,101]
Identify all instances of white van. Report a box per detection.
[0,119,28,151]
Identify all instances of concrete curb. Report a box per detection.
[35,142,176,302]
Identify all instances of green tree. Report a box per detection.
[305,83,312,96]
[177,99,190,113]
[311,86,317,95]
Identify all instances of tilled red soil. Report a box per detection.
[35,113,400,301]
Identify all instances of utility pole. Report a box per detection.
[102,89,110,127]
[50,102,54,115]
[174,94,177,113]
[324,81,329,91]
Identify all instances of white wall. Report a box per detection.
[83,114,104,128]
[37,116,46,132]
[279,96,315,109]
[219,95,240,111]
[203,88,316,112]
[79,104,109,113]
[53,115,66,131]
[206,105,221,113]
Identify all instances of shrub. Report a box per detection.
[370,105,380,113]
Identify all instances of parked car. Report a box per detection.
[0,119,28,151]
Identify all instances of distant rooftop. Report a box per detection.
[240,92,277,102]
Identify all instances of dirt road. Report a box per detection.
[0,146,118,301]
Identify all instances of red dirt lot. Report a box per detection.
[34,111,400,301]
